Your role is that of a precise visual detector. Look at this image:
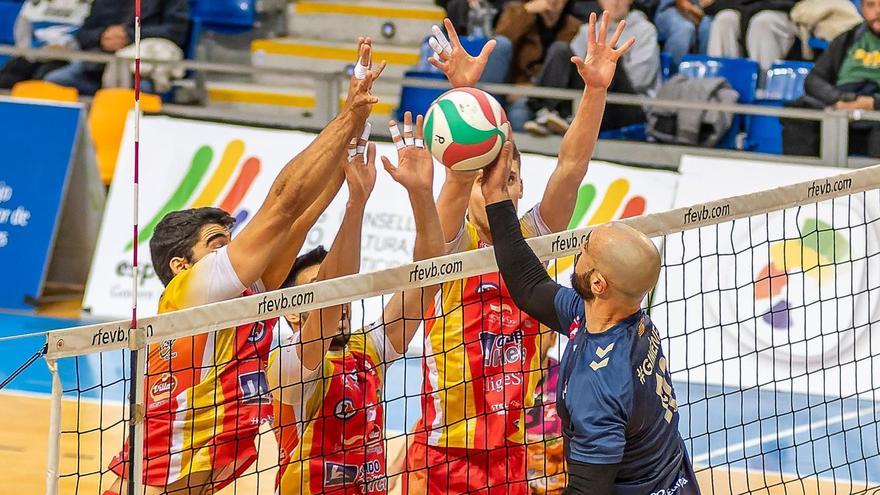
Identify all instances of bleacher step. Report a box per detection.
[251,38,420,81]
[205,81,399,121]
[288,0,444,46]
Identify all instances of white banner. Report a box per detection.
[83,115,680,322]
[655,156,880,398]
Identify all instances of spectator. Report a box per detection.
[782,0,880,158]
[521,0,658,135]
[492,0,582,84]
[42,0,189,95]
[706,0,797,70]
[440,0,509,36]
[655,0,712,65]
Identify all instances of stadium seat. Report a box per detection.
[0,0,22,69]
[89,89,162,185]
[397,70,446,121]
[10,80,79,102]
[679,55,759,149]
[187,0,256,59]
[747,61,814,154]
[660,51,674,81]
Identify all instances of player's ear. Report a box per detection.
[169,256,190,277]
[592,271,610,296]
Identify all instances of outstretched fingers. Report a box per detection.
[614,36,636,56]
[442,18,461,49]
[414,114,425,148]
[608,18,626,49]
[478,38,497,62]
[598,11,609,46]
[587,12,597,50]
[389,119,405,150]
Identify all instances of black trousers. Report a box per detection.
[529,41,645,130]
[781,97,880,158]
[0,57,67,89]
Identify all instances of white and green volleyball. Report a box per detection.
[423,87,511,171]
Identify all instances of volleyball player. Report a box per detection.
[405,12,635,494]
[482,140,700,494]
[104,38,385,495]
[268,112,445,495]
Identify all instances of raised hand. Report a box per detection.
[480,138,514,204]
[571,11,635,90]
[345,37,387,119]
[344,127,377,206]
[428,18,496,88]
[382,112,434,196]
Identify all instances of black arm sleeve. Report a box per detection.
[486,200,563,333]
[565,460,621,494]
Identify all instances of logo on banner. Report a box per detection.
[753,218,849,329]
[126,140,262,250]
[549,178,647,277]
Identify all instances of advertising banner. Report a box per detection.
[83,115,680,320]
[655,156,880,397]
[0,98,82,310]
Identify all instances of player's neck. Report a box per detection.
[475,223,493,246]
[583,300,640,334]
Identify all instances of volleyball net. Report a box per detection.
[41,164,880,495]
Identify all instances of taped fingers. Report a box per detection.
[414,114,425,148]
[389,121,405,150]
[403,112,414,147]
[431,25,452,54]
[356,122,372,155]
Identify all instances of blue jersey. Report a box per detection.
[553,287,699,495]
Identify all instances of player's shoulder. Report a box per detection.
[157,268,194,313]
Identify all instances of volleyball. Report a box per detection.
[424,87,511,171]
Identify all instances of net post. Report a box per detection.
[128,338,147,495]
[45,357,61,495]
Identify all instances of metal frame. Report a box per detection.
[3,44,879,170]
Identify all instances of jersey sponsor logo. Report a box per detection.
[158,339,177,360]
[568,317,581,339]
[334,398,357,420]
[650,476,689,495]
[149,374,177,402]
[247,321,267,343]
[238,371,271,405]
[367,423,383,442]
[636,324,661,385]
[480,330,524,367]
[589,343,614,371]
[324,462,358,486]
[475,282,499,293]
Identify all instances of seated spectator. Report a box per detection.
[521,0,658,135]
[492,0,582,84]
[439,0,508,36]
[782,0,880,158]
[0,0,90,89]
[655,0,712,65]
[706,0,797,71]
[42,0,189,95]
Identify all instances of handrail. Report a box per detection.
[2,43,877,168]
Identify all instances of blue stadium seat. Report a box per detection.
[0,0,23,70]
[660,51,673,81]
[599,123,647,141]
[187,0,255,59]
[397,70,447,121]
[747,61,814,154]
[678,55,759,149]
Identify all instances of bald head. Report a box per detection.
[583,222,661,303]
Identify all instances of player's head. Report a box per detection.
[864,0,880,35]
[281,246,351,345]
[150,207,236,286]
[571,222,660,309]
[468,143,524,234]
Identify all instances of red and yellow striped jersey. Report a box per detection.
[271,330,400,494]
[416,207,551,450]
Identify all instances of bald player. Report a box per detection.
[481,141,700,494]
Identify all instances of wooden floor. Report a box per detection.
[3,391,875,495]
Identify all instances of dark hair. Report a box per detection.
[149,207,235,286]
[282,246,329,288]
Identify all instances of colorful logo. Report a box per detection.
[754,218,849,329]
[126,140,260,249]
[549,178,647,276]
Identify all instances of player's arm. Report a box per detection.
[482,140,565,332]
[436,169,477,247]
[377,114,445,355]
[427,18,496,89]
[539,12,635,232]
[297,144,377,372]
[566,461,620,494]
[225,39,384,288]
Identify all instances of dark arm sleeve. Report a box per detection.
[804,33,848,105]
[486,200,564,332]
[75,11,107,51]
[566,460,621,494]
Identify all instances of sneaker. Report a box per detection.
[523,107,552,137]
[544,110,570,135]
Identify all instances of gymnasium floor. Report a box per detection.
[2,312,879,494]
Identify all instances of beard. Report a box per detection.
[570,269,595,302]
